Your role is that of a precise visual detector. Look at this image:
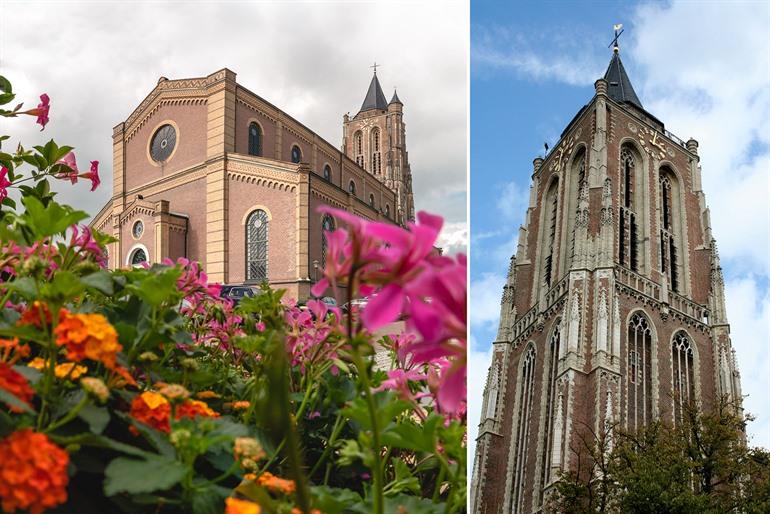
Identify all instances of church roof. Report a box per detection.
[359,72,389,113]
[603,51,643,110]
[389,89,402,105]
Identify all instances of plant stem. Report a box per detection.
[45,393,88,432]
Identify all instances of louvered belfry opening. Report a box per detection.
[619,147,638,272]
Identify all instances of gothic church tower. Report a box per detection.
[471,42,742,514]
[343,69,415,223]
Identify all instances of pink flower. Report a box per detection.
[376,368,428,405]
[0,166,11,203]
[21,93,50,130]
[55,152,79,184]
[81,161,100,191]
[69,225,107,268]
[255,321,266,332]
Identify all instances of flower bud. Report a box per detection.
[180,358,199,371]
[169,428,192,448]
[156,383,190,400]
[138,351,159,362]
[81,377,109,403]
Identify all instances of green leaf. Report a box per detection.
[0,388,34,413]
[78,403,110,434]
[20,195,88,240]
[103,454,187,496]
[381,414,442,453]
[3,277,37,298]
[81,270,114,295]
[310,485,363,514]
[342,392,411,432]
[191,487,227,514]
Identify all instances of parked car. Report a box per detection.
[342,296,369,313]
[220,285,262,306]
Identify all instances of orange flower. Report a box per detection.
[231,400,251,410]
[54,311,122,369]
[129,391,171,433]
[0,363,34,413]
[225,498,261,514]
[0,338,29,365]
[17,301,52,328]
[27,357,87,380]
[175,399,220,420]
[292,509,323,514]
[0,429,69,514]
[195,390,220,399]
[255,471,296,495]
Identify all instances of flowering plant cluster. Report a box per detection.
[0,76,466,514]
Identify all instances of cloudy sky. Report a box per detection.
[0,0,468,253]
[470,0,770,461]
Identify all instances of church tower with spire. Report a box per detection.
[343,67,415,223]
[471,35,742,514]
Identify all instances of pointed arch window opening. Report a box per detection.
[672,331,694,424]
[619,148,639,272]
[569,154,587,262]
[372,129,382,175]
[248,122,262,156]
[512,345,536,514]
[323,164,332,181]
[354,131,364,169]
[659,173,680,292]
[349,180,356,195]
[627,313,653,431]
[291,145,302,164]
[543,181,559,288]
[538,326,561,506]
[246,210,269,282]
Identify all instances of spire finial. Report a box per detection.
[371,61,380,75]
[609,23,624,53]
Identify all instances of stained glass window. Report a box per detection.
[246,210,269,282]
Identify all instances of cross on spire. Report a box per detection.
[371,61,380,74]
[608,23,624,52]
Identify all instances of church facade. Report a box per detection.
[471,47,742,513]
[91,68,414,299]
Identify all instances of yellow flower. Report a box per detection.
[28,357,88,380]
[225,498,261,514]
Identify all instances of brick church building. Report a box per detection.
[91,68,414,299]
[470,44,742,513]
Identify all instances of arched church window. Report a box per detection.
[371,128,382,174]
[512,344,536,513]
[323,164,332,181]
[627,312,653,431]
[248,122,262,156]
[291,145,302,164]
[354,131,364,169]
[385,204,390,218]
[246,209,269,282]
[321,215,335,268]
[539,323,561,504]
[369,193,375,207]
[541,179,559,287]
[349,180,356,195]
[671,331,695,423]
[130,248,147,267]
[619,147,639,272]
[659,169,681,292]
[566,150,586,268]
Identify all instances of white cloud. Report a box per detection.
[437,221,468,256]
[0,0,468,229]
[725,276,770,449]
[470,271,505,331]
[495,180,529,219]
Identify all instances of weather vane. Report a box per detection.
[371,61,380,74]
[608,23,624,52]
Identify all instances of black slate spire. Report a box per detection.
[603,50,643,110]
[389,88,402,105]
[359,72,388,113]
